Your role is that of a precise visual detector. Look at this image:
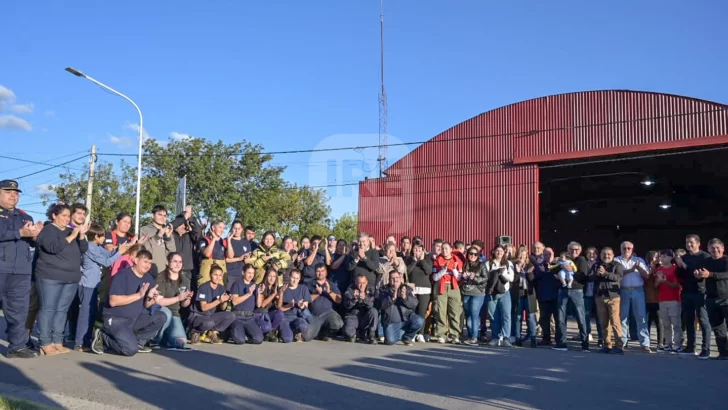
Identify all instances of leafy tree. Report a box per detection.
[331,213,358,242]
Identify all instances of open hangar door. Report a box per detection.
[538,146,728,252]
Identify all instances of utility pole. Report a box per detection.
[85,144,96,222]
[377,0,388,177]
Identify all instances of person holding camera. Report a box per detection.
[590,247,625,354]
[152,252,193,350]
[139,205,176,279]
[342,275,378,344]
[187,265,236,345]
[170,206,201,285]
[375,270,423,345]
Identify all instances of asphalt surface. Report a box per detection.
[1,318,726,410]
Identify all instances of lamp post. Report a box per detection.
[65,67,144,235]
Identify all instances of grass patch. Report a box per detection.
[0,396,54,410]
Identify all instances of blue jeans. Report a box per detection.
[583,296,603,340]
[619,287,650,347]
[36,278,79,347]
[462,294,486,340]
[384,315,424,345]
[74,285,98,347]
[557,288,587,345]
[682,291,712,351]
[487,293,512,340]
[153,306,187,348]
[515,295,537,341]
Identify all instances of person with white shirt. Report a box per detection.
[485,246,515,347]
[615,241,653,353]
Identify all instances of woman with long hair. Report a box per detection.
[226,220,253,289]
[34,203,89,356]
[249,231,290,284]
[460,246,488,346]
[512,246,538,347]
[103,212,136,251]
[432,242,463,344]
[485,245,515,347]
[153,252,193,349]
[254,268,285,342]
[277,269,311,343]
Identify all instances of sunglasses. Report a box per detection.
[328,237,336,241]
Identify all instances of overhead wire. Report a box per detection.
[14,155,90,180]
[0,151,89,174]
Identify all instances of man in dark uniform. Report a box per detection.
[0,179,43,358]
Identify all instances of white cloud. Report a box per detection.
[0,115,32,131]
[125,122,151,141]
[34,184,56,196]
[109,134,133,147]
[44,110,55,117]
[10,103,34,114]
[0,85,16,104]
[169,131,192,141]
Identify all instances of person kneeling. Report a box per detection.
[229,264,265,345]
[92,250,167,356]
[278,269,312,342]
[376,270,424,345]
[342,275,378,344]
[254,268,285,342]
[303,264,344,341]
[187,265,235,344]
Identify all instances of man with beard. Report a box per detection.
[342,275,378,344]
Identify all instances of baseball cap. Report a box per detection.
[0,180,22,193]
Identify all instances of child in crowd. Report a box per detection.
[554,251,578,288]
[654,249,682,352]
[110,244,143,278]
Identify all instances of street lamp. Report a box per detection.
[65,67,144,235]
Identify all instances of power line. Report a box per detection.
[94,107,728,158]
[15,155,90,180]
[0,151,88,174]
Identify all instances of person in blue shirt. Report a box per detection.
[0,179,43,359]
[277,269,311,342]
[188,264,236,344]
[254,268,285,342]
[303,264,344,342]
[225,220,253,289]
[229,264,264,344]
[74,224,127,351]
[91,250,167,356]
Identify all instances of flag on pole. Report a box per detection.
[176,176,186,215]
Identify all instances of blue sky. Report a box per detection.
[1,0,726,220]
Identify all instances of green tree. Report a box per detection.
[331,213,358,242]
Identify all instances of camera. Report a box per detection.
[179,286,187,293]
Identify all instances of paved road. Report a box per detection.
[1,319,726,410]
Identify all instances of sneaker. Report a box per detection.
[598,347,612,354]
[137,344,152,353]
[199,332,211,344]
[423,334,431,343]
[642,346,654,354]
[167,346,193,352]
[73,345,87,353]
[294,333,303,342]
[612,347,624,355]
[552,344,568,352]
[414,334,425,343]
[348,336,357,343]
[581,343,590,352]
[437,337,447,344]
[91,328,105,355]
[378,336,385,344]
[698,350,710,360]
[488,339,500,347]
[53,344,71,354]
[514,339,523,347]
[266,332,278,343]
[6,348,38,359]
[588,334,594,342]
[189,332,201,345]
[209,331,223,345]
[597,339,604,348]
[368,338,378,345]
[464,339,478,346]
[678,347,696,356]
[403,340,414,346]
[501,339,512,348]
[450,337,461,345]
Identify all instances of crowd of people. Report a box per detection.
[1,178,727,362]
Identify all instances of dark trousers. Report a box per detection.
[415,293,430,335]
[682,292,712,351]
[73,286,98,347]
[303,310,343,342]
[255,310,284,334]
[707,298,728,356]
[280,315,308,343]
[646,302,663,346]
[343,307,379,339]
[556,289,587,346]
[538,299,558,343]
[230,314,264,344]
[189,311,236,334]
[0,273,31,352]
[102,311,166,356]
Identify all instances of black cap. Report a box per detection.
[0,180,22,193]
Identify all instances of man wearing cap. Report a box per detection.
[0,180,43,358]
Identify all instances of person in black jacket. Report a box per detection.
[675,234,711,356]
[375,271,423,345]
[460,247,488,346]
[347,233,380,291]
[554,241,590,352]
[702,238,728,360]
[171,206,201,287]
[34,203,89,356]
[342,275,378,344]
[590,247,625,354]
[406,242,433,342]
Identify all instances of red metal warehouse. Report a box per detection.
[358,90,728,248]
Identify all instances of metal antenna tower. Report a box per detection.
[377,0,388,177]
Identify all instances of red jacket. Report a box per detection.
[433,254,463,294]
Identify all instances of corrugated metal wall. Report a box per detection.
[359,90,728,244]
[359,165,539,246]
